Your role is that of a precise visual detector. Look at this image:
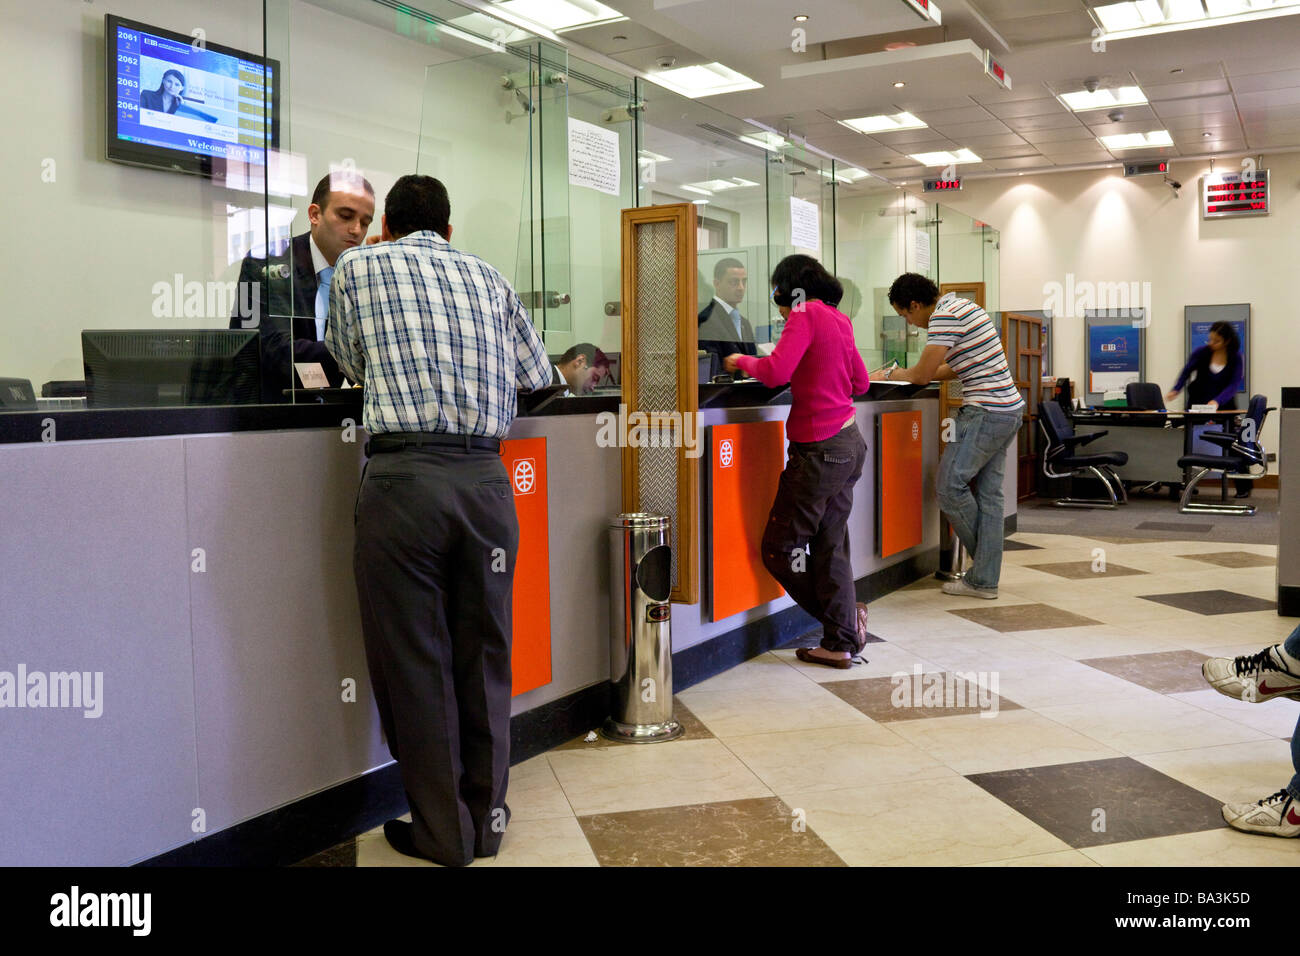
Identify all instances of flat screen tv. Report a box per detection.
[105,14,280,178]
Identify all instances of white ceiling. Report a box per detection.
[558,0,1300,182]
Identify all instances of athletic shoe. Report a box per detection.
[1201,644,1300,703]
[1221,789,1300,838]
[941,578,997,600]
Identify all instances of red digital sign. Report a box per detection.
[1202,170,1269,219]
[923,178,962,191]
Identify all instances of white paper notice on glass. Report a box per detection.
[294,362,330,389]
[568,117,621,197]
[914,230,931,271]
[790,197,820,252]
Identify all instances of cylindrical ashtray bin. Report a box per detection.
[603,513,683,743]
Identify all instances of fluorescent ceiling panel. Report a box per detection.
[838,112,928,134]
[645,63,762,98]
[1058,86,1149,111]
[909,148,982,165]
[493,0,625,32]
[1099,129,1174,148]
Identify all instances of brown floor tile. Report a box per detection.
[577,796,845,866]
[1003,539,1043,551]
[1176,551,1276,569]
[1136,520,1213,533]
[1081,535,1169,544]
[966,757,1226,848]
[1023,561,1147,580]
[1079,650,1213,694]
[822,674,1020,722]
[1138,589,1277,616]
[551,697,712,751]
[947,603,1101,633]
[292,839,357,867]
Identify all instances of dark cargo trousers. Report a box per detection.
[353,445,517,866]
[760,423,868,654]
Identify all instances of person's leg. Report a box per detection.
[1287,626,1300,800]
[936,406,1003,574]
[444,451,519,859]
[963,411,1022,591]
[761,445,831,623]
[808,427,867,653]
[354,451,476,866]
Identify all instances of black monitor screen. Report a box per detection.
[82,330,260,407]
[106,14,280,177]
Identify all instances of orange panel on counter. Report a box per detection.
[877,410,924,558]
[501,437,552,696]
[709,421,786,620]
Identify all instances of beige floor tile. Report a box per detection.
[887,635,1070,672]
[1080,827,1300,866]
[721,723,957,795]
[988,660,1161,709]
[784,776,1071,866]
[1168,689,1300,738]
[1115,619,1233,648]
[1036,695,1271,756]
[769,640,945,683]
[355,816,430,868]
[679,676,872,737]
[1133,738,1297,804]
[682,652,816,696]
[966,850,1099,867]
[1013,624,1188,659]
[470,816,600,867]
[508,754,575,821]
[884,708,1121,775]
[544,738,772,816]
[1205,611,1297,640]
[1047,595,1209,625]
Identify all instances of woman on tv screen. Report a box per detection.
[139,69,185,114]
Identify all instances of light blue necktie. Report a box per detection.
[314,266,334,341]
[730,308,743,340]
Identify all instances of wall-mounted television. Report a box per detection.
[105,14,280,178]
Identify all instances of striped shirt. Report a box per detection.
[925,292,1024,412]
[325,230,552,437]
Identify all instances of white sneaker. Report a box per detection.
[1201,644,1300,703]
[941,577,997,600]
[1221,789,1300,838]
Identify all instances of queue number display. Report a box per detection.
[922,177,962,192]
[1202,169,1269,219]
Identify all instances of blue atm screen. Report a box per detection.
[113,24,273,166]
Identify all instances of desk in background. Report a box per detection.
[1070,409,1246,488]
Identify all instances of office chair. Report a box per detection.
[1176,393,1268,516]
[1038,401,1129,508]
[1124,381,1168,427]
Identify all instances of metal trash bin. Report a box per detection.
[603,513,683,743]
[935,516,967,581]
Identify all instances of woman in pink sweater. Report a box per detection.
[723,255,871,668]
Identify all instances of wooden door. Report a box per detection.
[1002,312,1044,501]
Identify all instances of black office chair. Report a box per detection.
[1176,393,1268,516]
[1038,401,1129,508]
[1124,381,1168,427]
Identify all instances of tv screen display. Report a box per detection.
[106,14,280,177]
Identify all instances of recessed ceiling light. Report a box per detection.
[492,0,627,32]
[893,81,905,88]
[793,14,808,22]
[1099,130,1173,149]
[1058,85,1148,112]
[612,33,627,40]
[1203,131,1213,137]
[839,112,927,134]
[910,148,981,166]
[1170,68,1184,73]
[884,41,917,50]
[646,62,762,98]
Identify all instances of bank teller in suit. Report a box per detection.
[230,172,375,402]
[699,257,757,379]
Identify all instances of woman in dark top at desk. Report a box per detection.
[1166,321,1250,497]
[139,70,185,114]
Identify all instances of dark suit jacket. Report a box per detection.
[139,89,179,114]
[229,232,343,402]
[698,301,757,376]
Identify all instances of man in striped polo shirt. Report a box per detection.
[883,273,1025,599]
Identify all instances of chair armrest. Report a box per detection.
[1201,432,1238,449]
[1063,431,1105,448]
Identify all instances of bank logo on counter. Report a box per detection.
[512,459,536,495]
[719,439,735,468]
[911,421,920,441]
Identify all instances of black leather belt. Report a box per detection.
[365,432,501,455]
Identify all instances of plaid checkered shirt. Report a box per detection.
[325,230,551,437]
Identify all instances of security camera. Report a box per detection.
[1083,78,1100,93]
[656,55,677,69]
[1107,109,1124,123]
[1166,177,1181,197]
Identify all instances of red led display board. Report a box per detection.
[1202,170,1269,219]
[923,178,962,191]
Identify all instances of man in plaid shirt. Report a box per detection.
[327,174,551,866]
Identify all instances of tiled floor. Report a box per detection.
[297,532,1299,867]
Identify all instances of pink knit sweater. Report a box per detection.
[735,299,870,442]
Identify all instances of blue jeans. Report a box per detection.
[937,404,1022,591]
[1286,625,1300,800]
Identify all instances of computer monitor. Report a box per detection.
[82,330,260,407]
